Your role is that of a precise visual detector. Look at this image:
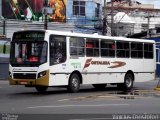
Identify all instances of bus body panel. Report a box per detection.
[49,63,69,86]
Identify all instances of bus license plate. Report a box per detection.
[20,81,28,85]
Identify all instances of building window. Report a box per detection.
[95,3,100,17]
[141,24,148,31]
[73,1,85,16]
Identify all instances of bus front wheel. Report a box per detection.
[35,86,48,93]
[68,73,80,93]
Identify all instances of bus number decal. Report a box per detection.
[62,64,66,69]
[71,63,81,69]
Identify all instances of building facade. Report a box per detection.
[2,0,102,24]
[1,0,102,37]
[105,0,160,36]
[67,0,101,24]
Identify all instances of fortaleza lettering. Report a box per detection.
[83,59,126,69]
[91,61,110,65]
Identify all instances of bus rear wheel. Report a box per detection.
[68,73,80,93]
[35,86,48,93]
[92,84,107,90]
[117,73,134,90]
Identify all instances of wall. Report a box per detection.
[66,0,102,26]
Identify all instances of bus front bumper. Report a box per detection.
[9,71,49,86]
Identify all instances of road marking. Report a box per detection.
[27,104,129,109]
[58,95,117,101]
[0,81,9,84]
[58,98,71,101]
[58,96,88,101]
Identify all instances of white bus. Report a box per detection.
[9,30,156,93]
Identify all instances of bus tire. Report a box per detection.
[117,73,134,90]
[68,73,80,93]
[35,86,48,93]
[92,84,107,90]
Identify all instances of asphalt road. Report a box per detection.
[0,80,160,120]
[0,58,9,80]
[0,63,8,80]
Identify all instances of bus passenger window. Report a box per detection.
[70,37,85,56]
[86,39,99,57]
[144,43,153,59]
[116,41,129,58]
[101,40,115,57]
[131,42,143,58]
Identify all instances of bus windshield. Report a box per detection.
[10,41,47,66]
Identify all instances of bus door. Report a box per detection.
[49,35,67,85]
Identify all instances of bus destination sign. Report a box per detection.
[13,31,45,40]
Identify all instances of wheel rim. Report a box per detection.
[71,77,79,89]
[126,75,132,87]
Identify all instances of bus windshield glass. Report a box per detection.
[10,41,47,66]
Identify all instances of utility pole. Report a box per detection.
[147,12,150,38]
[111,0,114,36]
[146,11,154,38]
[44,0,48,30]
[102,0,107,35]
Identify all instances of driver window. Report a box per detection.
[50,35,66,65]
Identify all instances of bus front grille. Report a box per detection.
[13,73,36,79]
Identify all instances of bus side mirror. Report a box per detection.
[3,44,6,54]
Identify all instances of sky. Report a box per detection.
[136,0,160,9]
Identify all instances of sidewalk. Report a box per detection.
[0,56,9,63]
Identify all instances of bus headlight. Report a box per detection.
[38,71,47,78]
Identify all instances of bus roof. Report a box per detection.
[13,30,155,43]
[46,30,155,43]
